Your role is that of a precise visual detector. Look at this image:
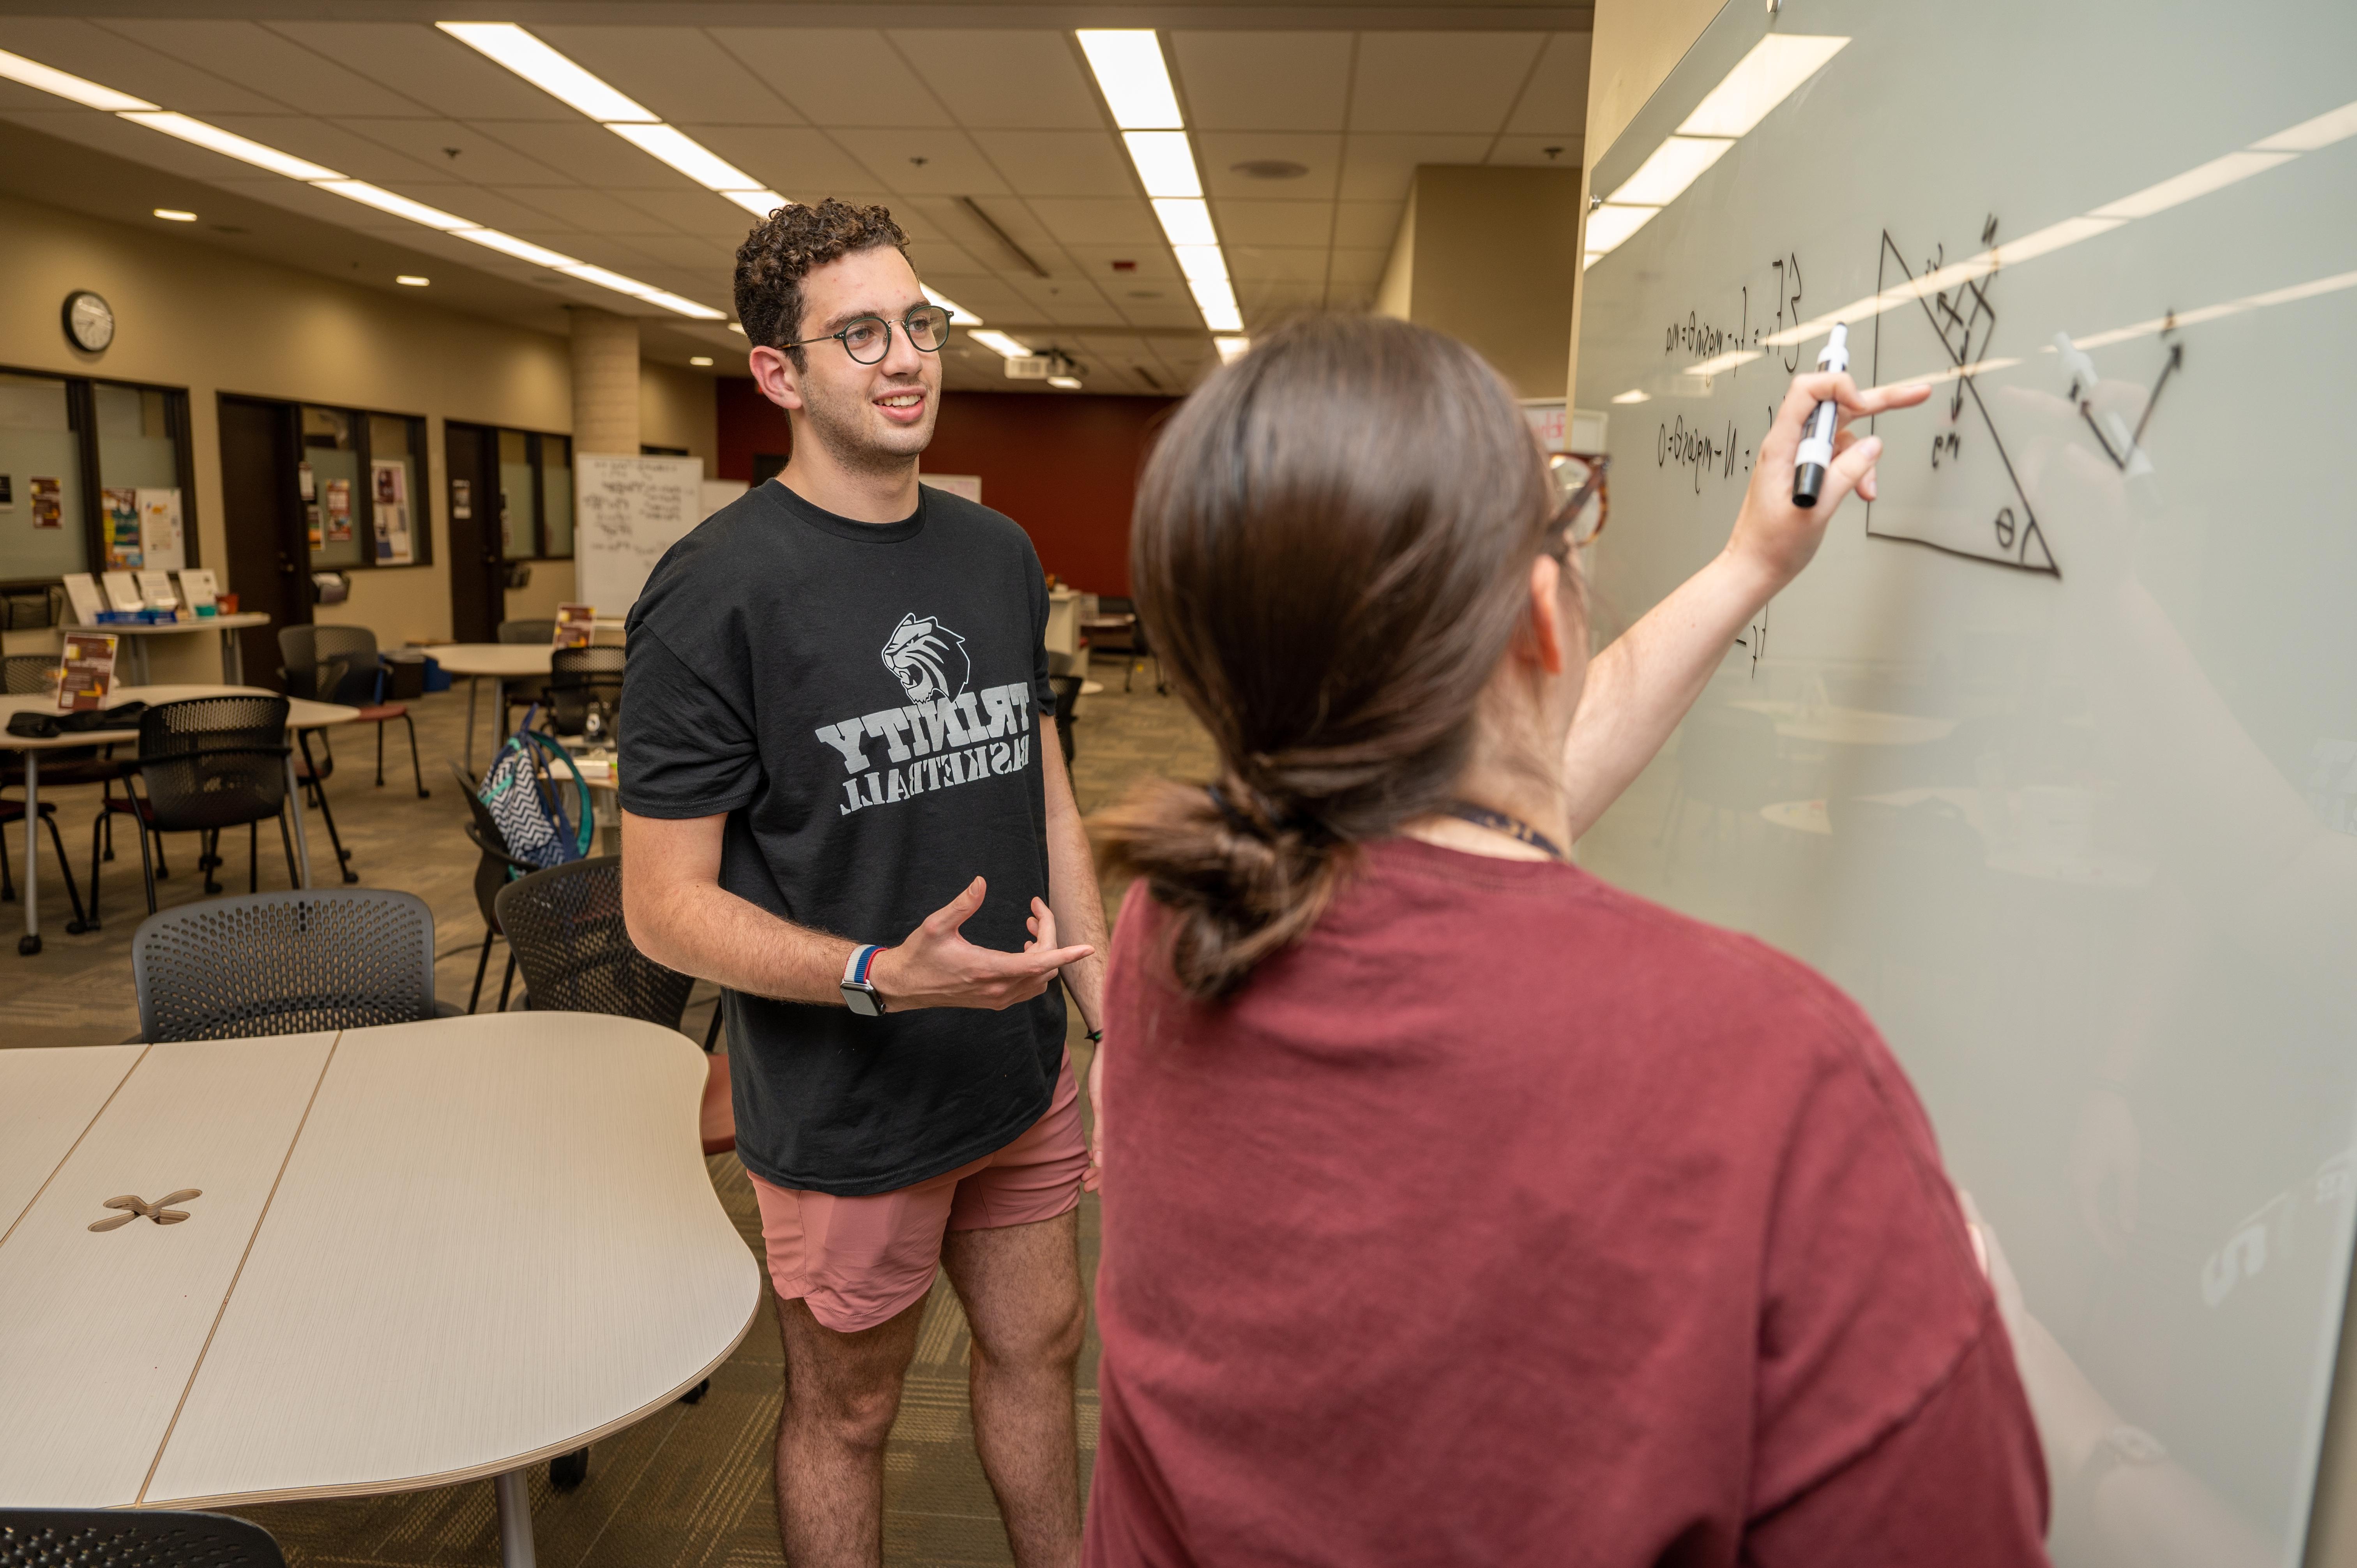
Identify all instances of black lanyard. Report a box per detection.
[1444,801,1569,863]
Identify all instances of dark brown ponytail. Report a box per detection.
[1095,314,1557,999]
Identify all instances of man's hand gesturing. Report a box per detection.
[865,876,1093,1011]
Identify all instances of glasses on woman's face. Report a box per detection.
[1542,454,1609,561]
[787,303,954,366]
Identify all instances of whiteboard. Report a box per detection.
[573,454,705,614]
[1573,3,2357,1562]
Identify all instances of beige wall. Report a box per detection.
[0,191,716,655]
[1372,167,1583,401]
[1564,0,1725,406]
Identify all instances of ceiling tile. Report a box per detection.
[534,25,799,126]
[1212,200,1332,247]
[1488,136,1586,169]
[1326,247,1389,286]
[187,115,447,186]
[1504,34,1592,137]
[1338,133,1491,201]
[372,184,582,237]
[685,126,878,200]
[1197,132,1341,200]
[96,20,426,118]
[0,18,285,115]
[612,187,767,237]
[1226,247,1329,285]
[903,237,993,282]
[1060,244,1182,283]
[476,120,684,189]
[709,30,952,128]
[1350,32,1546,135]
[618,234,737,270]
[887,31,1102,130]
[1122,301,1207,330]
[1332,200,1403,249]
[969,130,1135,198]
[341,118,568,186]
[1018,196,1160,248]
[830,127,1007,196]
[1170,32,1352,132]
[502,185,683,235]
[0,103,286,185]
[267,23,579,122]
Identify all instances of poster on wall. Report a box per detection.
[369,459,413,565]
[32,476,63,530]
[101,486,141,567]
[300,462,320,547]
[325,477,353,544]
[136,488,184,574]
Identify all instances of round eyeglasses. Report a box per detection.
[786,304,954,366]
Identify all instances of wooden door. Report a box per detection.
[216,395,308,689]
[442,423,504,644]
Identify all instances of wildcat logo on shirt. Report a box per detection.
[814,610,1034,816]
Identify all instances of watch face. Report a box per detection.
[65,291,114,352]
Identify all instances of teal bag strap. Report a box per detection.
[524,730,595,858]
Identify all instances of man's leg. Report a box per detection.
[774,1291,928,1568]
[942,1209,1087,1568]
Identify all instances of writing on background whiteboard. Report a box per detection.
[575,454,704,614]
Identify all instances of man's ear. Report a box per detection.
[749,344,805,414]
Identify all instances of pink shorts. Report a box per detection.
[749,1051,1088,1333]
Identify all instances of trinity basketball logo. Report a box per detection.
[882,613,970,703]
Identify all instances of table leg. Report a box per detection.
[18,751,38,956]
[223,625,244,685]
[495,1468,537,1568]
[464,677,481,772]
[282,750,314,888]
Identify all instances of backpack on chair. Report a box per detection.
[476,705,594,869]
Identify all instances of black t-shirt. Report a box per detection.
[620,480,1064,1196]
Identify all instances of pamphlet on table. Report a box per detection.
[57,633,117,712]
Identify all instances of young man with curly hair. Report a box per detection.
[621,198,1110,1568]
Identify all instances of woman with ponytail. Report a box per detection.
[1083,315,2048,1566]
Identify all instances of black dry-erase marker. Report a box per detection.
[1791,323,1848,508]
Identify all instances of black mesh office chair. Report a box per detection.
[131,887,439,1042]
[0,1508,285,1566]
[546,645,625,737]
[0,656,93,925]
[452,761,535,1013]
[274,629,359,885]
[497,618,556,730]
[91,696,293,926]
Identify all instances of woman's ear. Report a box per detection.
[1524,554,1568,676]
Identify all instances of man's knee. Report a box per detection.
[974,1281,1087,1372]
[785,1372,905,1451]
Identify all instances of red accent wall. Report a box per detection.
[714,380,1178,596]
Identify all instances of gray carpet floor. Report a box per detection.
[0,653,1214,1567]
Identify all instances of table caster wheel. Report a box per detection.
[19,934,41,955]
[679,1377,710,1406]
[549,1447,589,1490]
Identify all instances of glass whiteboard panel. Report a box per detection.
[1573,2,2357,1562]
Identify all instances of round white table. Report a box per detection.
[0,684,357,955]
[422,645,554,771]
[95,611,273,684]
[0,1013,760,1568]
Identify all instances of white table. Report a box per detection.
[0,1015,760,1566]
[424,645,555,771]
[0,684,357,955]
[88,612,273,685]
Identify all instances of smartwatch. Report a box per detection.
[841,944,887,1016]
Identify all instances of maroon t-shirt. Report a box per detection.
[1086,838,2048,1567]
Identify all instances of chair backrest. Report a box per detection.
[2,653,57,695]
[498,618,555,645]
[137,696,290,833]
[451,760,527,929]
[547,645,626,734]
[133,888,437,1042]
[496,856,693,1029]
[0,1508,285,1567]
[311,625,383,705]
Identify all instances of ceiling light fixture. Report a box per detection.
[1075,30,1183,128]
[316,179,474,230]
[396,275,430,286]
[922,285,981,325]
[0,48,155,111]
[120,111,343,180]
[969,329,1033,358]
[1047,375,1082,389]
[1150,198,1218,249]
[438,24,791,225]
[152,208,196,222]
[1611,389,1650,404]
[1213,335,1251,364]
[1123,131,1201,198]
[689,355,714,366]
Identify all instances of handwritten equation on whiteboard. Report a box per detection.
[575,454,705,613]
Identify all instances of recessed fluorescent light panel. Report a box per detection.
[434,23,655,122]
[1075,31,1182,128]
[1677,35,1850,138]
[1213,336,1251,364]
[970,330,1032,358]
[1610,136,1733,207]
[316,179,473,230]
[454,228,580,268]
[923,285,981,324]
[1189,277,1244,333]
[1123,131,1201,198]
[1152,198,1219,249]
[0,48,155,111]
[1171,247,1228,283]
[120,112,343,180]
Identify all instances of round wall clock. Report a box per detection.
[63,290,115,352]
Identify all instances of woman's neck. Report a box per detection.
[1399,758,1574,863]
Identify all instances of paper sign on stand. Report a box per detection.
[61,572,107,627]
[136,570,179,611]
[177,569,219,614]
[57,633,117,712]
[101,572,145,613]
[554,603,596,648]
